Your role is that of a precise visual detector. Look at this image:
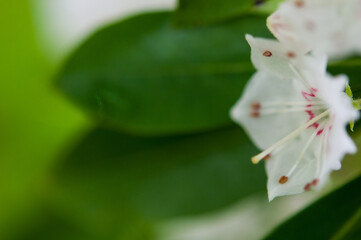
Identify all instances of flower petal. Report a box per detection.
[230,71,309,150]
[245,34,305,79]
[267,0,361,59]
[266,126,329,201]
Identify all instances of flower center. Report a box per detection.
[251,109,331,164]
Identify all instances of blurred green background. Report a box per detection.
[1,1,361,240]
[0,1,90,239]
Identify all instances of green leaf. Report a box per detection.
[173,0,284,27]
[50,126,265,226]
[8,207,155,240]
[57,12,271,136]
[264,175,361,240]
[173,0,254,26]
[328,58,361,98]
[252,0,285,15]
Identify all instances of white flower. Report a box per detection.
[267,0,361,59]
[231,35,358,201]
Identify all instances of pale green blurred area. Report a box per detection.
[1,1,361,240]
[0,1,90,238]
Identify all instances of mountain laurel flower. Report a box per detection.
[231,35,359,201]
[267,0,361,59]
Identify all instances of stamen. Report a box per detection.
[285,121,326,178]
[263,154,271,161]
[251,110,330,164]
[288,64,313,90]
[261,101,324,108]
[315,123,331,178]
[260,106,325,115]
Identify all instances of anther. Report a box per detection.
[295,0,304,7]
[263,51,272,57]
[250,111,260,118]
[279,176,288,184]
[287,51,296,58]
[304,183,312,191]
[251,102,261,110]
[312,179,319,186]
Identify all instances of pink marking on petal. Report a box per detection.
[302,90,316,101]
[305,109,319,130]
[305,21,316,31]
[273,14,281,20]
[305,110,314,119]
[317,129,324,136]
[269,23,291,35]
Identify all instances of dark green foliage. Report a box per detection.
[53,126,265,220]
[174,0,255,26]
[57,12,271,136]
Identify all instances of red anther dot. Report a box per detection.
[304,183,312,191]
[263,154,271,161]
[312,179,319,186]
[263,50,272,57]
[279,176,289,184]
[250,111,260,118]
[251,102,261,110]
[287,51,296,58]
[295,0,304,7]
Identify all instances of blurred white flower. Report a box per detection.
[267,0,361,59]
[231,35,358,201]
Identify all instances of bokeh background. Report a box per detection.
[1,1,361,240]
